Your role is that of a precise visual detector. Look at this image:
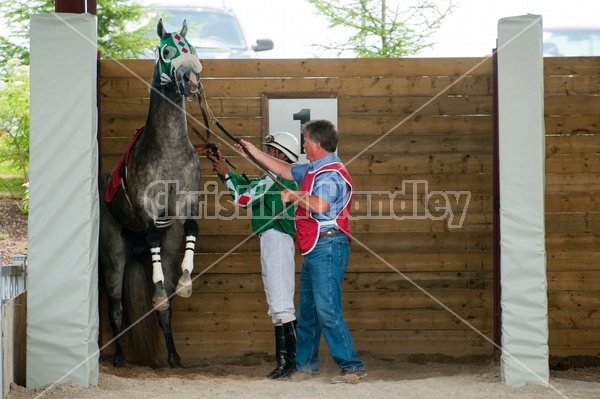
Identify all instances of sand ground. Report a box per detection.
[7,351,600,399]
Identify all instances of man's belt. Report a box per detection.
[318,229,343,238]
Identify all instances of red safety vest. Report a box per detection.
[295,162,353,255]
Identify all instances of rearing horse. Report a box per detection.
[99,19,202,368]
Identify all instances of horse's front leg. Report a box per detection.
[176,218,198,298]
[147,227,169,311]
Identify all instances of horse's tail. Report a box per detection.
[122,256,161,367]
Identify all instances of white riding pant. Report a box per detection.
[259,228,296,325]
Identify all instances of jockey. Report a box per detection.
[208,132,300,379]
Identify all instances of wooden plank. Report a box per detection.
[548,309,600,329]
[192,251,493,276]
[544,56,600,76]
[547,251,600,271]
[187,271,492,293]
[101,75,494,98]
[549,329,600,349]
[339,135,492,157]
[99,329,495,358]
[544,115,600,135]
[191,213,491,236]
[100,127,495,159]
[100,96,261,118]
[171,289,492,312]
[340,95,493,117]
[200,58,495,78]
[342,271,492,291]
[101,58,494,79]
[546,192,600,212]
[547,155,600,173]
[350,173,492,194]
[546,233,600,251]
[101,58,494,80]
[545,95,600,116]
[549,347,600,357]
[160,329,494,358]
[100,114,495,141]
[546,248,600,272]
[351,193,489,216]
[346,153,491,175]
[548,290,600,310]
[170,309,492,331]
[545,75,600,96]
[547,271,600,290]
[194,231,492,253]
[1,292,26,395]
[545,212,600,233]
[191,251,491,274]
[546,137,600,156]
[100,94,495,119]
[546,173,600,193]
[99,59,153,79]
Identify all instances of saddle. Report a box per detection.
[104,127,144,203]
[104,125,214,204]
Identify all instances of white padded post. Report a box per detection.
[28,13,99,388]
[497,14,549,387]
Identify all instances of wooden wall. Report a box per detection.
[99,57,600,360]
[544,58,600,357]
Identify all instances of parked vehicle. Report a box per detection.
[147,5,274,59]
[543,27,600,56]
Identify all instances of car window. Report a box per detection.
[543,29,600,57]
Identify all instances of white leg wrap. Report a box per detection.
[151,247,164,284]
[181,235,196,274]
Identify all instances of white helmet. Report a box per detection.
[263,132,300,163]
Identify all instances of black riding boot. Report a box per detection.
[267,321,296,379]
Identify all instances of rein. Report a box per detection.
[196,90,289,192]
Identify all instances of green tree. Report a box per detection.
[307,0,454,57]
[0,0,156,65]
[0,59,30,182]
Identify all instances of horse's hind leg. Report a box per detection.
[176,218,198,298]
[100,251,128,367]
[147,227,169,311]
[106,296,128,367]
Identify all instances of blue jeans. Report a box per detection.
[295,234,364,373]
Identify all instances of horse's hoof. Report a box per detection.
[153,283,169,311]
[168,353,183,368]
[153,295,169,311]
[113,356,127,368]
[176,270,193,298]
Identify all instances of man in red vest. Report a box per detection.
[236,119,366,384]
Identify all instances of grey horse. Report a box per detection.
[99,19,202,368]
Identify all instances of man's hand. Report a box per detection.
[235,139,258,158]
[281,189,297,204]
[281,189,330,214]
[207,149,229,176]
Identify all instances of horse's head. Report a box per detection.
[155,18,203,99]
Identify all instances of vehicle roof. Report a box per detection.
[153,4,236,14]
[544,26,600,31]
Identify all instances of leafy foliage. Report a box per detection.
[0,59,30,183]
[0,0,157,65]
[307,0,454,57]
